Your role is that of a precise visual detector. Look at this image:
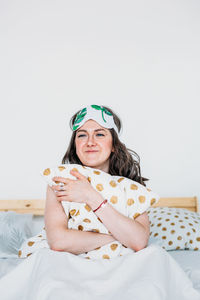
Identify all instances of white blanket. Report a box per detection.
[0,245,199,300]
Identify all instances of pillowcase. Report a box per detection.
[40,163,160,223]
[0,211,34,258]
[147,207,200,251]
[18,164,160,260]
[18,227,49,258]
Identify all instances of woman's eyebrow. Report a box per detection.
[95,129,106,132]
[77,129,107,133]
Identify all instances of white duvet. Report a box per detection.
[0,244,199,300]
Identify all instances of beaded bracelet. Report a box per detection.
[93,199,108,213]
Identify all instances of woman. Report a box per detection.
[1,105,199,300]
[45,104,150,255]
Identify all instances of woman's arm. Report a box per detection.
[87,194,150,252]
[50,170,150,252]
[45,185,116,254]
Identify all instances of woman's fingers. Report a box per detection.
[52,176,71,184]
[52,171,87,185]
[52,184,65,191]
[70,170,88,181]
[54,195,66,202]
[51,172,89,203]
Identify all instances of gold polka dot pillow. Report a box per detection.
[18,228,49,258]
[112,175,160,220]
[147,207,200,251]
[40,164,160,226]
[41,164,126,235]
[19,164,160,260]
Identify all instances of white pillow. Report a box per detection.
[147,207,200,251]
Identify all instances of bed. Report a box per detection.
[0,196,200,296]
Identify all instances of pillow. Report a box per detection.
[18,227,49,258]
[40,163,160,223]
[147,207,200,251]
[18,164,160,259]
[0,211,34,258]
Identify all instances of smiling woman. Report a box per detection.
[63,104,148,185]
[44,104,151,255]
[75,121,114,173]
[2,105,199,300]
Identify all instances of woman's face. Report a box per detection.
[75,120,114,173]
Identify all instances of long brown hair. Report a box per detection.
[62,105,148,186]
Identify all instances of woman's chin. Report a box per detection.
[81,160,101,169]
[83,162,99,168]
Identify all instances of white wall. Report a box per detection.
[0,0,199,203]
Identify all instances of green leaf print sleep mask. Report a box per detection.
[71,105,120,134]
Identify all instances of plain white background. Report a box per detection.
[0,0,199,204]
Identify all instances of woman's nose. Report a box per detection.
[87,135,96,146]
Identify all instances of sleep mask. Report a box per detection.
[71,105,120,134]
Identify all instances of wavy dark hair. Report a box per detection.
[62,105,148,186]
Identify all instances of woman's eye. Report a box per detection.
[77,133,105,138]
[77,134,86,138]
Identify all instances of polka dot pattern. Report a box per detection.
[18,163,160,260]
[83,218,91,223]
[18,228,49,258]
[58,166,66,171]
[110,243,118,251]
[93,171,100,175]
[147,207,200,251]
[130,184,138,190]
[110,196,118,204]
[96,184,104,191]
[109,180,117,187]
[102,254,110,259]
[43,168,51,176]
[84,204,91,212]
[127,198,134,206]
[28,241,35,246]
[117,177,124,183]
[138,196,146,203]
[70,209,76,216]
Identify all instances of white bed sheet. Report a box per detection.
[1,216,200,295]
[1,245,200,300]
[1,250,200,294]
[169,250,200,292]
[32,215,200,292]
[0,258,22,279]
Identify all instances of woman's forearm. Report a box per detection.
[87,194,150,251]
[45,185,116,255]
[48,228,116,255]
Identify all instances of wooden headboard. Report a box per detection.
[0,197,199,215]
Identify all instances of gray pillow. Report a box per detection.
[0,211,34,258]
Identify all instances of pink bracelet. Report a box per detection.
[93,199,108,213]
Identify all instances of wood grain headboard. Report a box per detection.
[0,197,199,215]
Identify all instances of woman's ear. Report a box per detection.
[111,146,114,152]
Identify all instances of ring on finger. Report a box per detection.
[59,183,65,191]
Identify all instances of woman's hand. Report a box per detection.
[51,169,99,204]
